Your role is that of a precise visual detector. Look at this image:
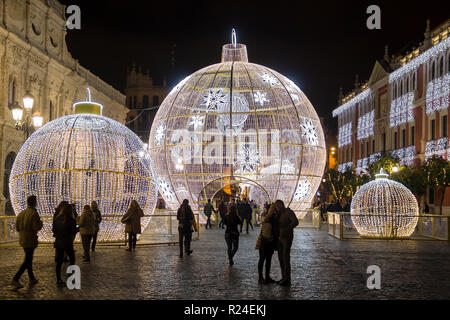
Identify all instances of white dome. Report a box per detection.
[9,112,157,242]
[149,40,326,216]
[350,170,419,238]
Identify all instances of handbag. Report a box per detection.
[191,217,198,232]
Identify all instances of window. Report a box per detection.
[431,61,436,80]
[133,96,137,108]
[143,95,149,107]
[350,147,353,161]
[153,96,159,106]
[406,76,410,92]
[438,56,444,77]
[366,142,369,156]
[443,115,448,138]
[412,72,416,90]
[393,83,397,99]
[49,101,53,121]
[431,119,436,140]
[8,79,15,107]
[372,140,375,154]
[394,132,398,150]
[382,133,386,152]
[360,143,363,158]
[411,126,415,146]
[402,129,406,147]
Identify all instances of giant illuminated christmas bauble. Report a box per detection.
[351,169,419,238]
[9,98,157,242]
[149,31,326,217]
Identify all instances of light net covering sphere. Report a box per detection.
[350,170,419,238]
[149,39,326,216]
[9,112,157,242]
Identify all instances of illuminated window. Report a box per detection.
[411,126,415,146]
[431,119,436,140]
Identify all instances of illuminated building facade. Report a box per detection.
[0,0,128,216]
[333,19,450,213]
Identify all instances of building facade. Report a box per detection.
[0,0,128,215]
[333,19,450,214]
[125,65,168,142]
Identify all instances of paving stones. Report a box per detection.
[0,228,449,299]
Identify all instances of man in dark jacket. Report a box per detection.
[203,199,216,229]
[177,199,195,258]
[239,198,253,233]
[274,199,299,286]
[12,195,43,289]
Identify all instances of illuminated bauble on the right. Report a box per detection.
[351,169,419,238]
[149,30,326,217]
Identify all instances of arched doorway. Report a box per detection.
[4,152,16,216]
[196,176,270,224]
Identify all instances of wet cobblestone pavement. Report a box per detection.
[1,227,450,300]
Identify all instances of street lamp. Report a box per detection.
[391,166,399,173]
[11,93,43,139]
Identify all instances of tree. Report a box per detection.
[344,170,371,199]
[422,155,450,215]
[391,166,426,205]
[323,168,369,202]
[367,153,400,178]
[323,169,346,202]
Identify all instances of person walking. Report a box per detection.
[218,201,227,229]
[11,195,43,289]
[239,198,253,234]
[52,202,77,287]
[256,204,276,284]
[121,200,144,251]
[224,205,241,266]
[177,199,195,258]
[274,200,299,286]
[78,205,95,263]
[91,201,102,252]
[203,199,216,229]
[53,201,69,263]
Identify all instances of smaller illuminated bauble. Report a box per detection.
[9,90,157,242]
[350,169,419,238]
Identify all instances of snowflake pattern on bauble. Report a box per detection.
[201,88,228,112]
[253,91,269,106]
[301,119,319,146]
[154,121,166,146]
[293,177,311,201]
[236,147,261,172]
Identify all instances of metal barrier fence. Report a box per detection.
[327,212,450,241]
[297,209,322,229]
[0,210,200,247]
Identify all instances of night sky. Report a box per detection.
[59,0,448,134]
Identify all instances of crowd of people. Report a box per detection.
[11,194,300,289]
[11,195,145,289]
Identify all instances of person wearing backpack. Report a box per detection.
[177,199,195,258]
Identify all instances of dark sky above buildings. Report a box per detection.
[59,0,448,134]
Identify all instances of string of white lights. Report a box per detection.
[332,88,371,118]
[389,37,450,83]
[351,169,419,238]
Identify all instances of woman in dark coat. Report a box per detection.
[177,199,195,258]
[90,201,102,252]
[52,202,77,287]
[224,205,241,266]
[121,200,144,251]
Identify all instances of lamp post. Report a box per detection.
[11,92,43,139]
